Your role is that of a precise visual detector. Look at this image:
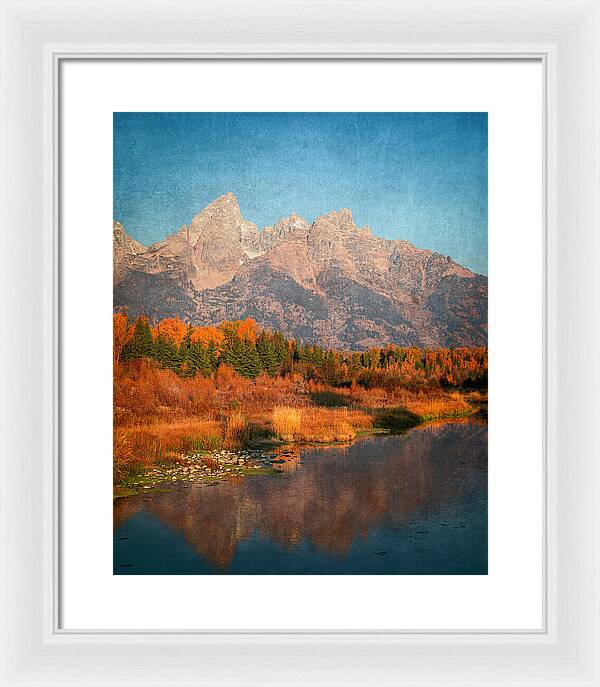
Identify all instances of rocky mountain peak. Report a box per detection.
[114,195,487,349]
[261,213,311,251]
[113,221,146,282]
[184,193,242,242]
[113,220,145,249]
[312,208,358,236]
[113,220,125,240]
[168,193,258,289]
[204,191,240,211]
[188,192,242,234]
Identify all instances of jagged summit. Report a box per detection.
[113,220,146,282]
[195,191,241,216]
[215,191,238,203]
[261,213,311,251]
[114,194,487,349]
[316,207,355,225]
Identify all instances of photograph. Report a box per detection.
[112,111,488,575]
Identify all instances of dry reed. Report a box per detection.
[272,406,301,441]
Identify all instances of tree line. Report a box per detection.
[113,313,487,389]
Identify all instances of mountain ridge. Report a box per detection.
[114,193,487,350]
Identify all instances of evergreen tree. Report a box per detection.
[121,316,153,360]
[257,332,279,376]
[178,331,194,376]
[348,352,363,378]
[222,331,246,375]
[206,340,219,373]
[272,331,289,364]
[321,350,344,386]
[289,339,300,365]
[153,334,181,371]
[239,338,261,378]
[179,330,192,359]
[186,342,214,377]
[219,324,236,365]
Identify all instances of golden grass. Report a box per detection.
[113,361,485,484]
[272,406,301,441]
[401,391,472,420]
[114,417,229,480]
[224,412,248,448]
[115,391,475,481]
[273,406,373,443]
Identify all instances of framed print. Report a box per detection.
[1,1,599,685]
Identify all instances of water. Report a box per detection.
[114,419,487,574]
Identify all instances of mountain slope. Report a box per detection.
[113,194,487,349]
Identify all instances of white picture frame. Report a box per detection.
[1,0,598,685]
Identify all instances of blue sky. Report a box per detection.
[114,112,487,274]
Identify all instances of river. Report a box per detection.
[114,417,487,574]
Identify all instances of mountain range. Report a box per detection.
[113,193,487,350]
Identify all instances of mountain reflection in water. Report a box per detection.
[114,419,487,574]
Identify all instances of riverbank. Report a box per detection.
[114,390,486,498]
[114,421,489,575]
[114,448,284,498]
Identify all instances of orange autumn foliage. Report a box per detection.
[236,317,258,343]
[113,357,485,484]
[152,317,188,346]
[113,313,132,364]
[189,325,225,350]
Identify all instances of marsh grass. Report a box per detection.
[224,412,248,448]
[189,433,222,452]
[272,406,372,443]
[113,361,485,485]
[272,406,301,441]
[114,416,248,483]
[402,391,474,421]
